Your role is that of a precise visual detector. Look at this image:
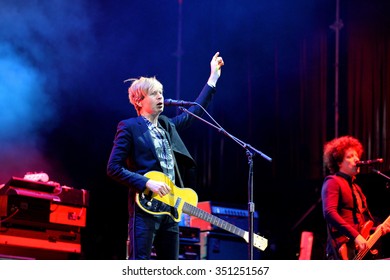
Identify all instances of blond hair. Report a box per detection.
[124,76,163,115]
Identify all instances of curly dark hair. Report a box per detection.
[323,136,363,174]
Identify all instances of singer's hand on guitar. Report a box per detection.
[146,179,171,197]
[354,234,368,251]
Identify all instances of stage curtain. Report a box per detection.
[346,1,390,166]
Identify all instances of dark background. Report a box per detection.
[1,0,390,259]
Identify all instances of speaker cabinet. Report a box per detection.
[179,243,200,260]
[201,232,261,260]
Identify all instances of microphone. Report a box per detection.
[356,158,384,166]
[164,99,196,106]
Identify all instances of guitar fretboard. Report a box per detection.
[183,202,245,238]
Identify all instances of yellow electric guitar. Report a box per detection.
[135,171,268,251]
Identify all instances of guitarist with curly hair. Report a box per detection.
[321,136,390,260]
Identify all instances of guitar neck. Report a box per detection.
[182,202,246,237]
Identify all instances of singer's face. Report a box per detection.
[140,89,164,116]
[339,147,360,176]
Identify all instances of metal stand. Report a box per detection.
[330,0,343,138]
[179,106,272,259]
[372,168,390,189]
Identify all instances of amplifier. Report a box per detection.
[0,226,81,245]
[0,226,81,259]
[179,226,200,243]
[179,243,200,260]
[150,243,200,260]
[0,245,80,260]
[200,231,261,260]
[0,194,51,225]
[49,203,87,228]
[0,176,89,207]
[0,195,87,230]
[190,201,259,233]
[148,227,201,260]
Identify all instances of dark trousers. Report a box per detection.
[128,206,179,260]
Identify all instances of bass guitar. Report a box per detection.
[339,215,390,260]
[135,171,268,251]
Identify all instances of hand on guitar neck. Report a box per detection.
[339,216,390,259]
[355,220,390,251]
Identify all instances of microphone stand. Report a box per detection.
[371,168,390,189]
[179,106,272,260]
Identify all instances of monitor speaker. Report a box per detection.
[201,232,261,260]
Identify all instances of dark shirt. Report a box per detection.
[322,172,370,248]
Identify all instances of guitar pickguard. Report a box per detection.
[138,192,180,220]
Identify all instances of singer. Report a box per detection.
[321,136,390,259]
[106,52,224,260]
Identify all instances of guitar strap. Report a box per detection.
[171,149,184,188]
[333,174,374,223]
